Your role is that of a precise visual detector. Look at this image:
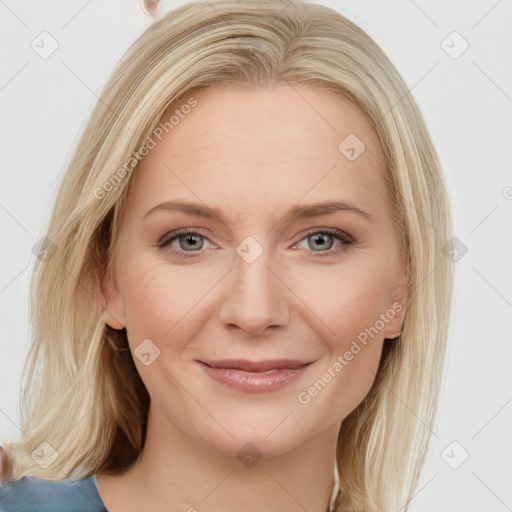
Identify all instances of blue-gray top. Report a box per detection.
[0,476,107,512]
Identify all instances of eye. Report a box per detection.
[157,227,355,259]
[293,228,354,257]
[157,229,216,258]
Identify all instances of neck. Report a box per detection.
[97,405,340,512]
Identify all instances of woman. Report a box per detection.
[0,0,453,510]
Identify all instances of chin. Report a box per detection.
[191,413,320,462]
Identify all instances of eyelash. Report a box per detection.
[157,227,355,259]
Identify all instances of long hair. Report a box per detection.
[2,1,453,510]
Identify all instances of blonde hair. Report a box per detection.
[2,1,453,510]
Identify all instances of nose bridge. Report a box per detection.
[218,238,290,334]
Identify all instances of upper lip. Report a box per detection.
[198,359,312,372]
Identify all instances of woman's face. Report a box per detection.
[102,84,406,458]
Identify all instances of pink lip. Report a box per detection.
[197,359,313,393]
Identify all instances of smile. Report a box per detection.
[196,359,313,393]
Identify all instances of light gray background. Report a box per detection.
[1,1,511,510]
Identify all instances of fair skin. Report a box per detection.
[96,84,406,512]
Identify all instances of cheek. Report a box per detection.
[291,257,393,413]
[119,256,216,347]
[292,254,396,344]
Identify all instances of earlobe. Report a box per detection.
[102,309,126,331]
[98,268,126,330]
[384,304,405,340]
[385,268,408,339]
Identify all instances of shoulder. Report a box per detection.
[0,476,107,512]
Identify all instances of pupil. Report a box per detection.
[310,233,333,251]
[180,235,203,251]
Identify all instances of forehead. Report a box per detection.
[128,83,389,224]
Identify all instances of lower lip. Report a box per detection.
[197,362,310,393]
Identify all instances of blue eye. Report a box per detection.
[174,233,204,251]
[158,228,354,258]
[158,229,214,256]
[294,228,354,257]
[308,233,335,251]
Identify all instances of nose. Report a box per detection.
[218,247,290,336]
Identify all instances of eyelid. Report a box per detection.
[294,226,354,245]
[157,227,213,247]
[157,226,355,257]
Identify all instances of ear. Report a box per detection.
[96,268,126,330]
[383,267,408,339]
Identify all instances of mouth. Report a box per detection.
[196,359,313,393]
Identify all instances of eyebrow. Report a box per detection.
[144,200,375,224]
